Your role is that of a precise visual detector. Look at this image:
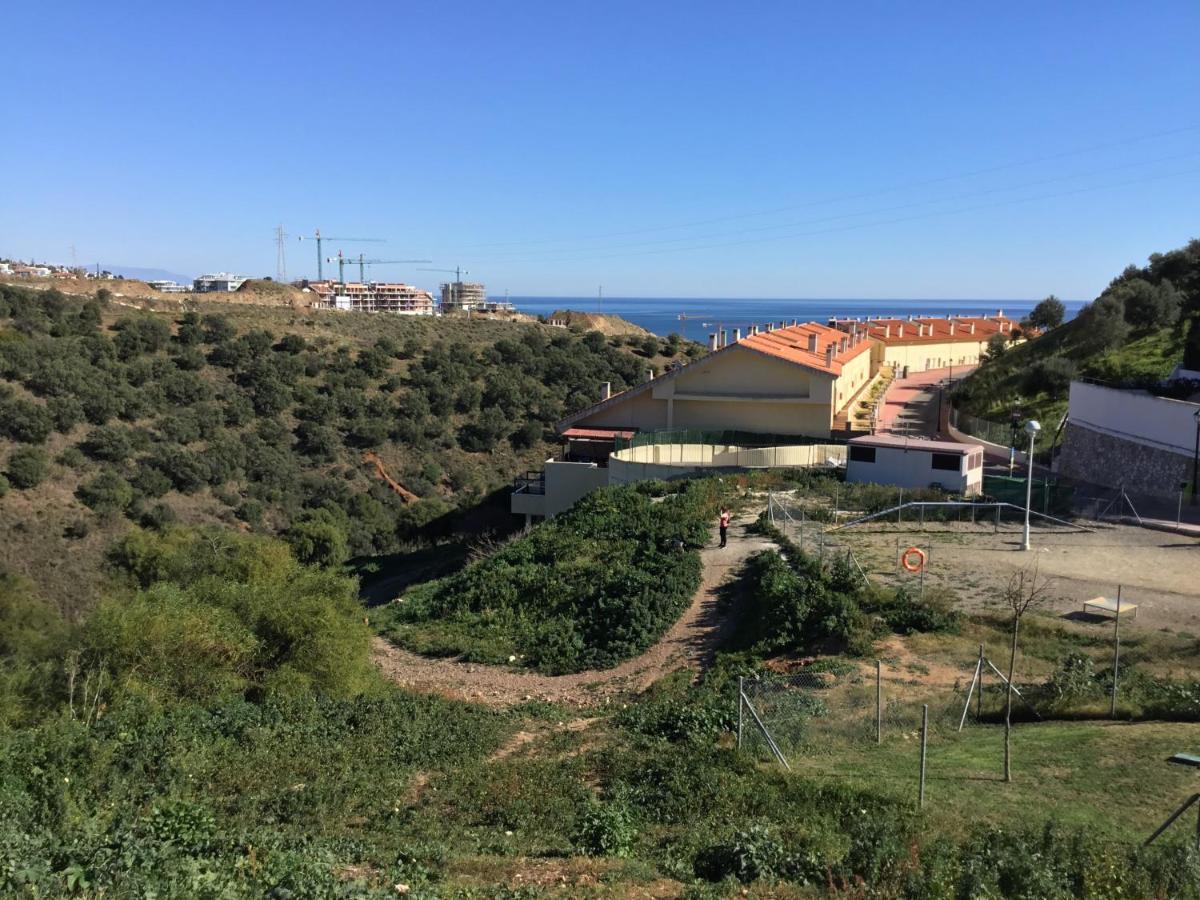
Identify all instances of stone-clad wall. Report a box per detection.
[1057,422,1191,498]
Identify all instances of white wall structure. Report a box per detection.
[512,442,850,521]
[1065,381,1199,455]
[845,434,984,495]
[1056,381,1200,497]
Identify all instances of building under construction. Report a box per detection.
[439,280,489,311]
[309,280,435,315]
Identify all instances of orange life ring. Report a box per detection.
[901,546,927,573]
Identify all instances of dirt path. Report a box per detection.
[371,511,774,708]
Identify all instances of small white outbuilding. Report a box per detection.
[845,434,984,496]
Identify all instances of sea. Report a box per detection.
[507,297,1084,339]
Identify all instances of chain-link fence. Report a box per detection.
[736,665,959,803]
[738,667,880,766]
[949,407,1020,448]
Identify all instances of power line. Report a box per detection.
[471,150,1200,262]
[457,124,1200,250]
[472,165,1200,265]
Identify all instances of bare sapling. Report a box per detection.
[1001,564,1053,783]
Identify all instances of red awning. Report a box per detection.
[561,427,636,440]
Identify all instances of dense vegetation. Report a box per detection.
[0,527,510,895]
[740,516,959,657]
[954,238,1200,440]
[0,283,694,608]
[376,482,718,673]
[5,523,1198,897]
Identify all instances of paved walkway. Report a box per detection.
[876,366,974,437]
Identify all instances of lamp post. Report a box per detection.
[1192,408,1200,507]
[1021,419,1042,551]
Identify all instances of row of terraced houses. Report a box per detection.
[513,313,1022,521]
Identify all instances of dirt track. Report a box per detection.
[370,512,773,707]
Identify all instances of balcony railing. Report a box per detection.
[513,471,545,494]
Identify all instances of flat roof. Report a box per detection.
[562,427,637,440]
[849,434,980,455]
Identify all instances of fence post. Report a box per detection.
[1111,586,1122,717]
[919,704,929,808]
[898,488,903,523]
[920,503,925,530]
[876,660,882,744]
[977,643,984,720]
[994,503,1000,534]
[737,676,745,750]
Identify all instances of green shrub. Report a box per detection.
[0,396,53,443]
[574,797,637,857]
[285,508,350,568]
[76,470,135,515]
[97,528,376,702]
[6,446,49,489]
[55,446,86,468]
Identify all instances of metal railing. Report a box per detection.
[512,471,545,494]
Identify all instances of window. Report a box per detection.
[849,445,876,464]
[931,452,961,472]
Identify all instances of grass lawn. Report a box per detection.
[769,718,1197,840]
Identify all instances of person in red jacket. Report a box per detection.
[718,507,731,548]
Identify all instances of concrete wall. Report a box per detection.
[670,398,833,435]
[1054,382,1199,498]
[543,459,609,517]
[607,443,847,485]
[1065,381,1199,454]
[670,347,816,397]
[578,390,668,431]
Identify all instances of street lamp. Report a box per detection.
[1192,407,1200,507]
[1021,420,1042,551]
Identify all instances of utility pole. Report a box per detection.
[275,225,288,282]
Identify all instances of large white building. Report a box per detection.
[193,273,248,292]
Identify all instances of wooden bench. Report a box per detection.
[1083,596,1138,619]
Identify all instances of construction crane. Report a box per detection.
[418,266,468,282]
[327,251,432,286]
[345,253,432,284]
[298,229,385,281]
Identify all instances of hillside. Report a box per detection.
[0,283,696,612]
[548,308,651,336]
[953,239,1199,446]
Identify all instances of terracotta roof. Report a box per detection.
[737,322,872,376]
[829,316,1023,345]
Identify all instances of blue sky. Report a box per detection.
[1,1,1198,299]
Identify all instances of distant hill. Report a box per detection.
[95,264,194,284]
[953,239,1199,445]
